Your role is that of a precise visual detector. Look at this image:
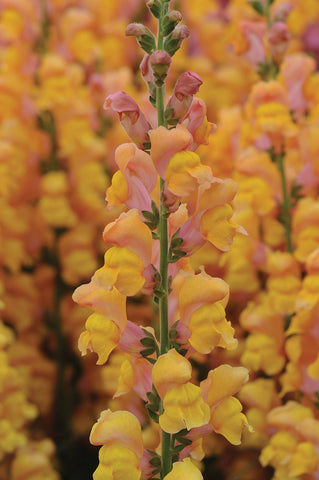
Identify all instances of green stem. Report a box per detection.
[265,0,272,30]
[52,235,72,442]
[157,1,171,478]
[276,153,293,253]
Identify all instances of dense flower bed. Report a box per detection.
[1,1,319,479]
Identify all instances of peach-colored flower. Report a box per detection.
[107,143,157,212]
[280,53,316,116]
[166,72,203,121]
[152,349,192,399]
[104,91,150,148]
[201,364,250,445]
[149,125,193,178]
[103,209,152,268]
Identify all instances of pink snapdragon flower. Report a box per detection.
[104,91,150,148]
[166,71,203,121]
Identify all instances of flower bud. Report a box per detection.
[150,50,172,86]
[163,10,183,36]
[166,71,202,122]
[147,0,161,18]
[164,25,190,57]
[125,23,156,55]
[140,54,156,104]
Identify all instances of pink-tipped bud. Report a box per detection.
[125,23,156,54]
[166,72,203,123]
[140,54,156,102]
[125,23,150,37]
[174,71,203,100]
[163,10,183,36]
[166,10,183,23]
[104,91,150,148]
[149,50,172,86]
[171,24,190,40]
[164,25,190,56]
[140,54,154,83]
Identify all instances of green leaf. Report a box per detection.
[249,1,264,14]
[164,107,174,120]
[150,456,161,467]
[141,347,156,357]
[141,337,156,347]
[145,357,156,364]
[168,250,187,263]
[138,34,156,55]
[169,329,177,340]
[142,328,155,338]
[164,37,181,57]
[142,210,155,221]
[147,0,161,18]
[167,117,179,126]
[177,436,192,446]
[147,391,156,402]
[151,467,161,475]
[147,407,159,423]
[172,444,185,453]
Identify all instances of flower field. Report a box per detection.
[1,0,319,479]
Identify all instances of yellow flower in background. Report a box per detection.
[201,364,250,445]
[241,332,285,375]
[188,302,237,354]
[260,431,319,478]
[200,204,245,252]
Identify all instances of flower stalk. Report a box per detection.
[157,2,172,476]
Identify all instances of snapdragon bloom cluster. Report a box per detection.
[195,1,319,478]
[73,1,252,477]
